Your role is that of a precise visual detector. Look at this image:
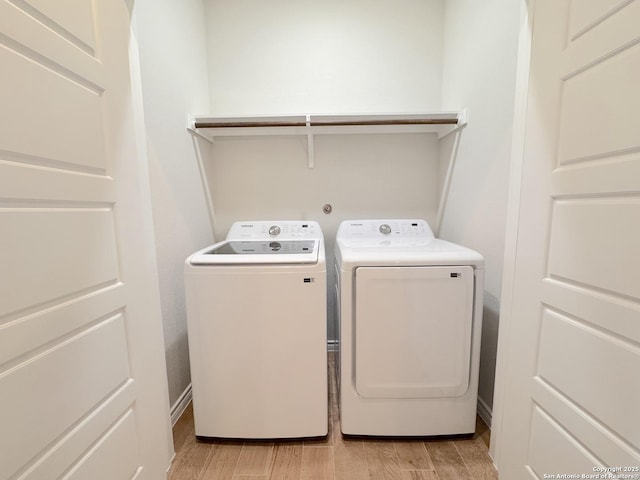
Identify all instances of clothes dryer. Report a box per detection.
[334,219,483,436]
[185,221,327,438]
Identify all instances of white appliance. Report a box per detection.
[185,221,327,438]
[334,219,484,436]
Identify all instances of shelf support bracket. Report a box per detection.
[306,114,315,169]
[186,115,214,144]
[435,124,464,236]
[437,108,468,140]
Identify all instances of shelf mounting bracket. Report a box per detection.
[306,115,314,169]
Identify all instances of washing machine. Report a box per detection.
[334,219,484,436]
[185,221,327,439]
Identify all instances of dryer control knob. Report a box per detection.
[268,225,281,236]
[379,224,392,235]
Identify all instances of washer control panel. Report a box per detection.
[227,220,323,240]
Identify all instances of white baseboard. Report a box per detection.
[170,384,192,427]
[477,395,492,427]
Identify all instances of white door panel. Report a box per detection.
[538,309,640,446]
[568,0,636,42]
[354,266,474,399]
[0,1,102,85]
[0,25,106,170]
[20,381,137,480]
[0,162,115,203]
[0,316,130,477]
[62,411,140,480]
[548,199,640,299]
[0,209,119,317]
[558,42,640,164]
[540,278,640,344]
[0,0,171,478]
[528,407,601,479]
[494,0,640,477]
[17,0,97,53]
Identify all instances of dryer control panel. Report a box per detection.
[336,219,434,246]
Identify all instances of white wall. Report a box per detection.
[204,0,444,115]
[203,0,446,340]
[440,0,521,421]
[133,0,213,408]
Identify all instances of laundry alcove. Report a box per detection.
[133,0,522,435]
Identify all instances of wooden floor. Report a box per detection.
[168,353,497,480]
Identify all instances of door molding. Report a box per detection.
[490,0,535,468]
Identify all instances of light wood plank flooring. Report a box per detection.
[168,353,497,480]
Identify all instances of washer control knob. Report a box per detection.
[268,225,281,236]
[379,224,392,235]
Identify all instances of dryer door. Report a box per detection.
[354,265,474,399]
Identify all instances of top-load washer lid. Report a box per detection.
[190,239,319,265]
[226,220,323,240]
